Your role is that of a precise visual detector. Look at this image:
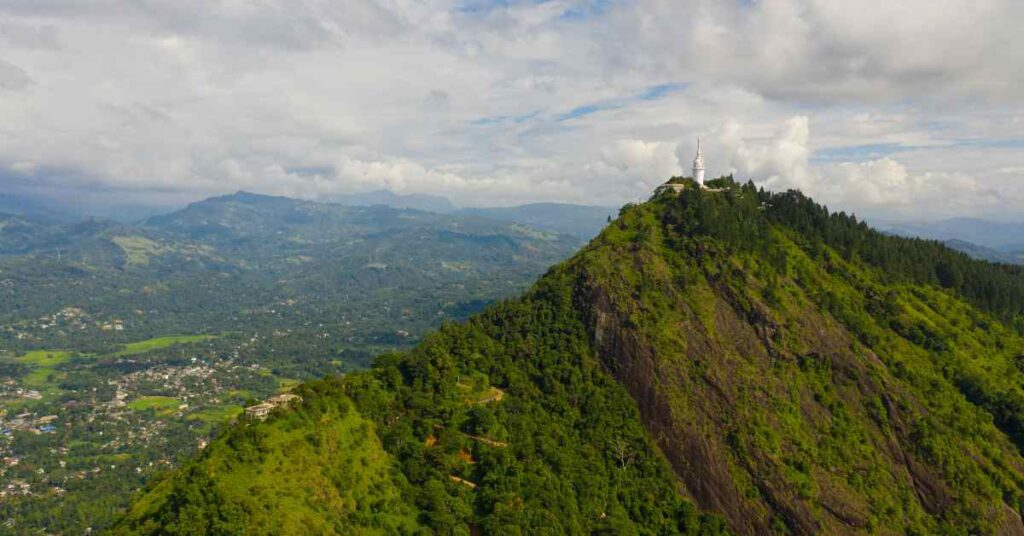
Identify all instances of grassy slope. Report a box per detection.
[112,387,421,535]
[576,190,1024,533]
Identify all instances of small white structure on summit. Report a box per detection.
[692,137,705,186]
[654,137,710,195]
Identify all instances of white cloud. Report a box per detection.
[601,140,681,178]
[0,0,1021,220]
[722,116,816,192]
[0,18,60,49]
[605,0,1024,103]
[0,58,32,89]
[717,116,1010,219]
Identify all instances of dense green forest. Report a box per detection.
[112,270,727,535]
[113,179,1024,535]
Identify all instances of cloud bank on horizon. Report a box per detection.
[0,0,1022,220]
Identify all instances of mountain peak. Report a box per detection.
[215,190,292,204]
[115,181,1024,535]
[333,189,456,213]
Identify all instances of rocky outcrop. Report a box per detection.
[574,263,1024,536]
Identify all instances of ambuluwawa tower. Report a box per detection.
[692,137,705,186]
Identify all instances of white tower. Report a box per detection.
[692,137,705,186]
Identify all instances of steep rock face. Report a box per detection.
[580,280,769,533]
[569,187,1024,535]
[578,274,960,534]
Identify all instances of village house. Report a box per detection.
[244,393,301,422]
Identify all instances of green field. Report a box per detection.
[4,335,216,404]
[276,378,301,392]
[187,404,243,424]
[18,350,74,366]
[11,334,213,368]
[6,351,75,400]
[111,235,171,266]
[108,335,215,357]
[22,367,62,390]
[128,396,180,416]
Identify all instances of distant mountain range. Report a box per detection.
[0,193,176,223]
[456,202,615,240]
[333,190,615,240]
[942,239,1024,265]
[0,191,599,534]
[0,191,587,357]
[3,189,615,241]
[332,189,457,213]
[882,217,1024,265]
[0,194,78,223]
[884,217,1024,250]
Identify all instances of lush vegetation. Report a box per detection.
[109,336,215,358]
[663,177,1024,321]
[0,192,582,535]
[0,192,580,358]
[113,269,728,534]
[116,178,1024,535]
[114,385,421,535]
[586,178,1024,533]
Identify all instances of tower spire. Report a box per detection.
[692,136,705,186]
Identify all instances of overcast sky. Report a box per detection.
[1,0,1023,220]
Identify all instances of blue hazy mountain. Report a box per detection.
[944,239,1024,265]
[332,191,616,241]
[884,217,1024,251]
[0,194,74,223]
[332,189,456,213]
[456,202,615,240]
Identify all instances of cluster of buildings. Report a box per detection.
[4,306,132,341]
[1,411,59,436]
[0,379,41,400]
[0,341,267,501]
[100,320,126,332]
[34,307,90,331]
[244,393,301,422]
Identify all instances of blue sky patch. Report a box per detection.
[812,138,1024,163]
[556,102,622,121]
[640,83,687,100]
[555,82,686,121]
[811,143,907,163]
[470,81,685,126]
[559,0,618,21]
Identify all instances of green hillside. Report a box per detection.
[117,385,420,535]
[111,269,726,535]
[112,179,1024,535]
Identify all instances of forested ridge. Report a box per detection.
[669,177,1024,322]
[113,178,1024,535]
[112,265,728,535]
